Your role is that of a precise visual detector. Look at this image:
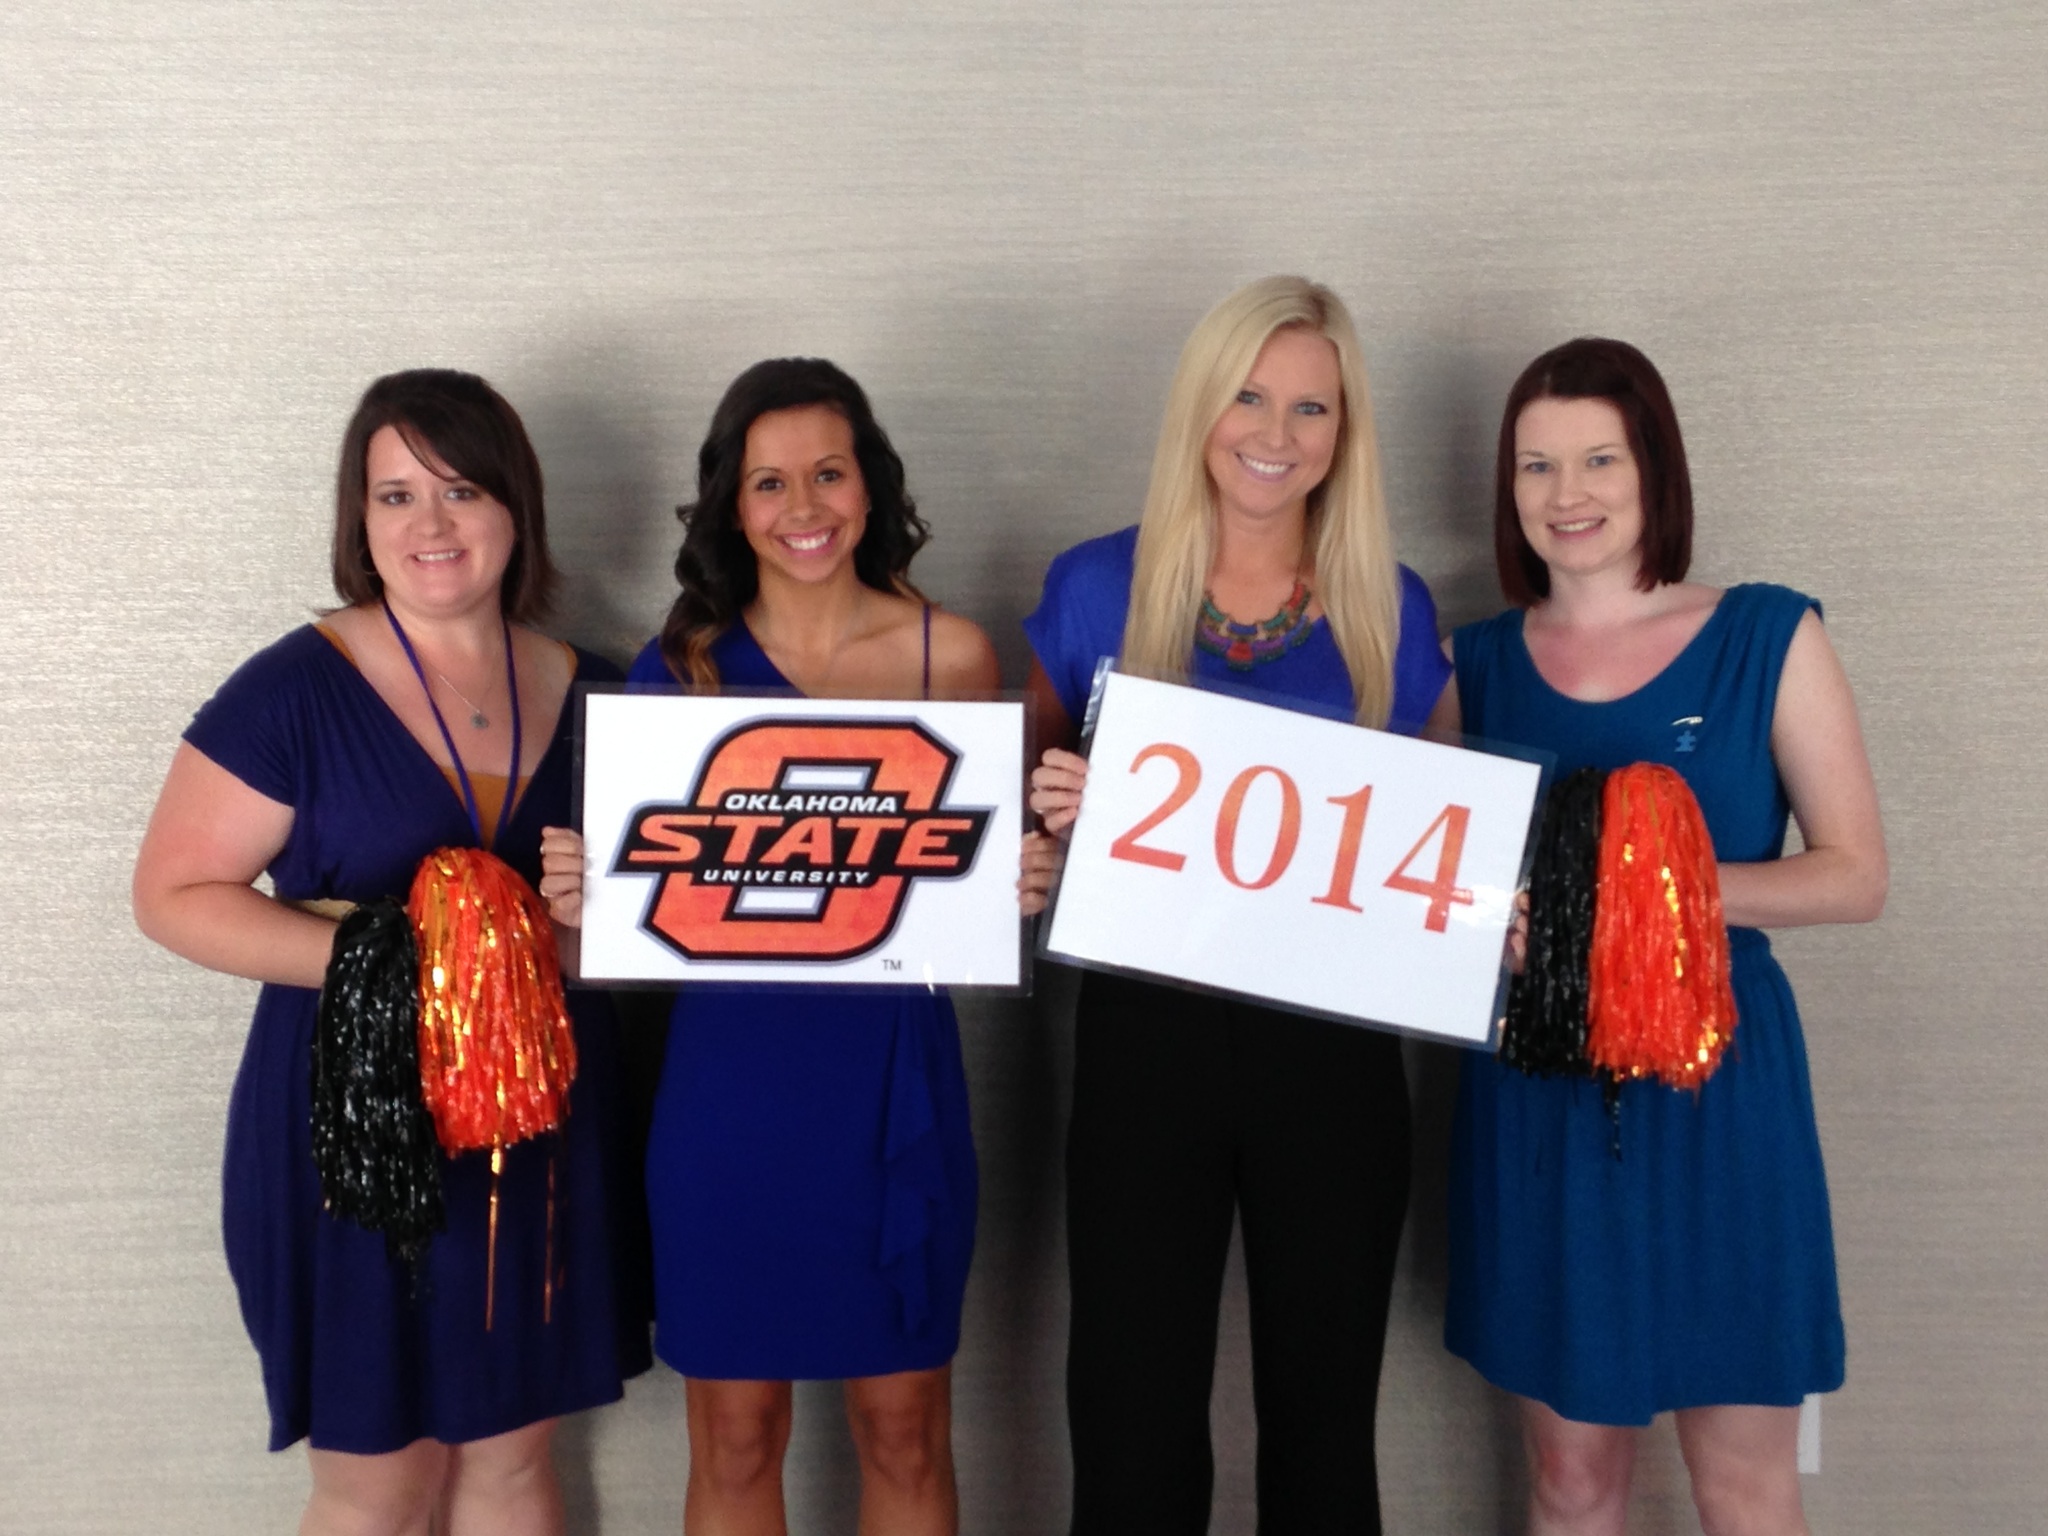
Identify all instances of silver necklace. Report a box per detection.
[428,664,493,730]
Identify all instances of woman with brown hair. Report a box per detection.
[1439,337,1887,1535]
[132,369,645,1534]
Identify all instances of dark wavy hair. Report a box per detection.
[1494,337,1693,607]
[658,357,931,685]
[331,368,557,621]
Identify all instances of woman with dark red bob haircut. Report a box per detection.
[1431,337,1887,1535]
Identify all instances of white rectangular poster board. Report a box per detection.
[1041,671,1544,1045]
[579,690,1025,987]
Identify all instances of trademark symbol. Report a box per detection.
[883,958,903,972]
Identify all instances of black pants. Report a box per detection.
[1065,971,1412,1536]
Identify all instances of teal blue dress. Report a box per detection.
[1445,584,1845,1426]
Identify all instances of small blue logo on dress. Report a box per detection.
[1672,715,1703,753]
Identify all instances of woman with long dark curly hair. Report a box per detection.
[542,357,997,1535]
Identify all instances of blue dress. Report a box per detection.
[184,626,649,1454]
[628,626,977,1381]
[1444,584,1845,1426]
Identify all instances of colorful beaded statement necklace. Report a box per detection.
[1194,580,1315,669]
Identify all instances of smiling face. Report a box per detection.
[736,404,869,587]
[1203,326,1344,526]
[361,424,517,619]
[1512,395,1647,585]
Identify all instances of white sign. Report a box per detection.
[1042,671,1542,1045]
[580,691,1025,986]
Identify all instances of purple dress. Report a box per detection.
[627,625,978,1381]
[184,626,648,1454]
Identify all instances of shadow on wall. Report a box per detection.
[855,267,1109,687]
[514,327,716,668]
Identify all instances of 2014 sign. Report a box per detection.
[1040,671,1543,1046]
[1109,744,1475,930]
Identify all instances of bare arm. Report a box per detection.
[1015,659,1083,916]
[927,610,1002,698]
[1716,610,1888,929]
[132,744,337,989]
[1421,639,1462,745]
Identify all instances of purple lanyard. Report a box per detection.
[382,601,523,848]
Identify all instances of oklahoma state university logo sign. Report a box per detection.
[612,718,994,961]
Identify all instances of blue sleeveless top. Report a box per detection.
[1444,584,1846,1424]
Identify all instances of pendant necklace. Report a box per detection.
[1194,579,1316,670]
[429,664,492,729]
[382,602,523,847]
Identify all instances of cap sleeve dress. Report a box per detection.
[183,625,649,1453]
[1444,583,1845,1425]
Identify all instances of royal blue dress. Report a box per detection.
[183,626,649,1454]
[627,626,978,1381]
[1445,584,1845,1426]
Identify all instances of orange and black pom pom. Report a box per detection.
[1505,763,1739,1098]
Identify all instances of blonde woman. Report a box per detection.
[1020,277,1452,1533]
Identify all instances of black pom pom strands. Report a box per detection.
[312,898,446,1269]
[1501,767,1607,1077]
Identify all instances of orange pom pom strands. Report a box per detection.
[409,847,577,1149]
[1584,764,1737,1089]
[407,846,577,1325]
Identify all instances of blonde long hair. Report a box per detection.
[1122,276,1401,728]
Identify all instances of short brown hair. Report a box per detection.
[331,369,558,621]
[1494,338,1693,607]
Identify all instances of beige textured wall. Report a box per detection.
[4,2,2044,1531]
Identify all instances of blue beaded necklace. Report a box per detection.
[1194,580,1316,670]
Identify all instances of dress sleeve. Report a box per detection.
[1387,565,1454,737]
[1022,531,1132,725]
[1735,583,1823,728]
[181,631,313,807]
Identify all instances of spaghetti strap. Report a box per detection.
[921,603,932,700]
